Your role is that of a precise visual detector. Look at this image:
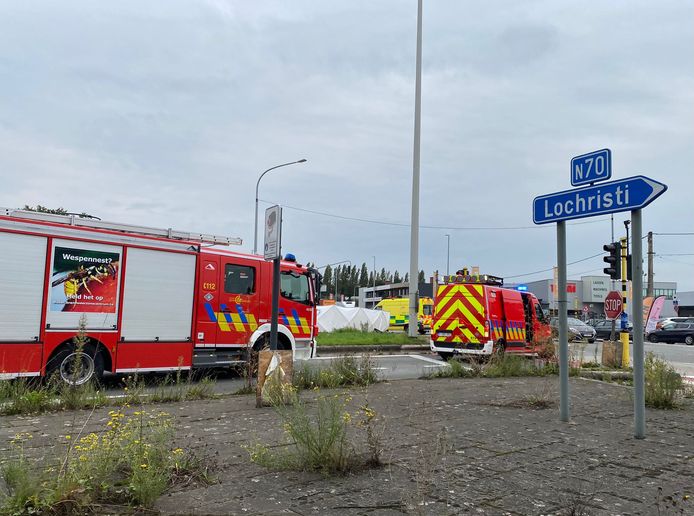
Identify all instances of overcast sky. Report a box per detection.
[1,1,692,290]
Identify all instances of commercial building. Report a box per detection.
[508,275,677,319]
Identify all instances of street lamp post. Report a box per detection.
[445,234,450,276]
[253,159,307,255]
[372,255,376,309]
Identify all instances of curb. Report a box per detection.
[577,370,633,381]
[316,344,430,355]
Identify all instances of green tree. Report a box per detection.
[404,272,409,283]
[393,270,401,283]
[323,265,333,296]
[418,270,425,284]
[359,262,369,287]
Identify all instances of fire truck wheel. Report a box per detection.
[438,352,454,361]
[403,324,409,334]
[47,344,105,386]
[493,340,506,356]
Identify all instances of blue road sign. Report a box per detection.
[571,149,611,186]
[533,175,667,225]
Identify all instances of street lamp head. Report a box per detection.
[297,159,307,163]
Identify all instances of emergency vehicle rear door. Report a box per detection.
[500,289,526,348]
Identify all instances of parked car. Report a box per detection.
[647,322,694,345]
[591,319,632,340]
[550,317,596,343]
[655,317,694,330]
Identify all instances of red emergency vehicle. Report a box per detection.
[0,208,319,384]
[430,270,550,359]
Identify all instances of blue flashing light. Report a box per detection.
[516,284,528,292]
[284,253,296,262]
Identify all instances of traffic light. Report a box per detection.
[626,254,633,281]
[603,242,620,280]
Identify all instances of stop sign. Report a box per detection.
[604,291,623,319]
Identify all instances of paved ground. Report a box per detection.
[1,376,692,515]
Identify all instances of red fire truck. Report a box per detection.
[430,271,550,359]
[0,208,320,384]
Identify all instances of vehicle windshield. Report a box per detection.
[422,304,433,315]
[568,318,589,327]
[280,271,312,305]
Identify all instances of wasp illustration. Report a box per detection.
[52,263,119,298]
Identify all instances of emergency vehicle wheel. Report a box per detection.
[403,324,409,334]
[47,344,104,386]
[493,340,506,356]
[438,352,454,361]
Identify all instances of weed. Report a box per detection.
[293,355,378,390]
[522,383,555,409]
[0,381,57,415]
[645,353,684,409]
[185,377,217,400]
[431,358,475,379]
[248,390,383,475]
[0,409,212,513]
[57,380,107,411]
[654,487,690,515]
[484,353,533,378]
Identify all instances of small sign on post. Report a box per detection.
[263,205,282,260]
[571,149,612,186]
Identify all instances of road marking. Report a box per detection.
[407,354,448,366]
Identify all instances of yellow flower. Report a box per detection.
[172,448,184,455]
[342,412,352,423]
[65,435,72,440]
[140,463,148,469]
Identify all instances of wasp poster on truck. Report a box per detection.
[46,240,122,330]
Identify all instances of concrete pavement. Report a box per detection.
[3,376,692,514]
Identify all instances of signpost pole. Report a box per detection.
[557,221,570,422]
[631,209,645,438]
[270,257,280,351]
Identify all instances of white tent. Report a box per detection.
[317,305,390,333]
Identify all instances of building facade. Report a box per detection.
[508,276,677,319]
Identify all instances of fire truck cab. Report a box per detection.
[430,271,550,359]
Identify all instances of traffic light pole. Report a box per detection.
[620,237,630,368]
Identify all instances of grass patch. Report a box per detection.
[0,371,217,416]
[293,355,378,390]
[318,328,427,346]
[0,409,212,514]
[432,353,559,379]
[247,392,382,475]
[645,352,684,409]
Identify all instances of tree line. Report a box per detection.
[321,264,426,299]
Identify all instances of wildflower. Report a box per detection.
[342,412,352,423]
[140,463,148,469]
[172,448,184,455]
[65,435,72,440]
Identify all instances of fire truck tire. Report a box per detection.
[46,342,105,386]
[438,352,454,361]
[403,324,409,334]
[493,340,506,356]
